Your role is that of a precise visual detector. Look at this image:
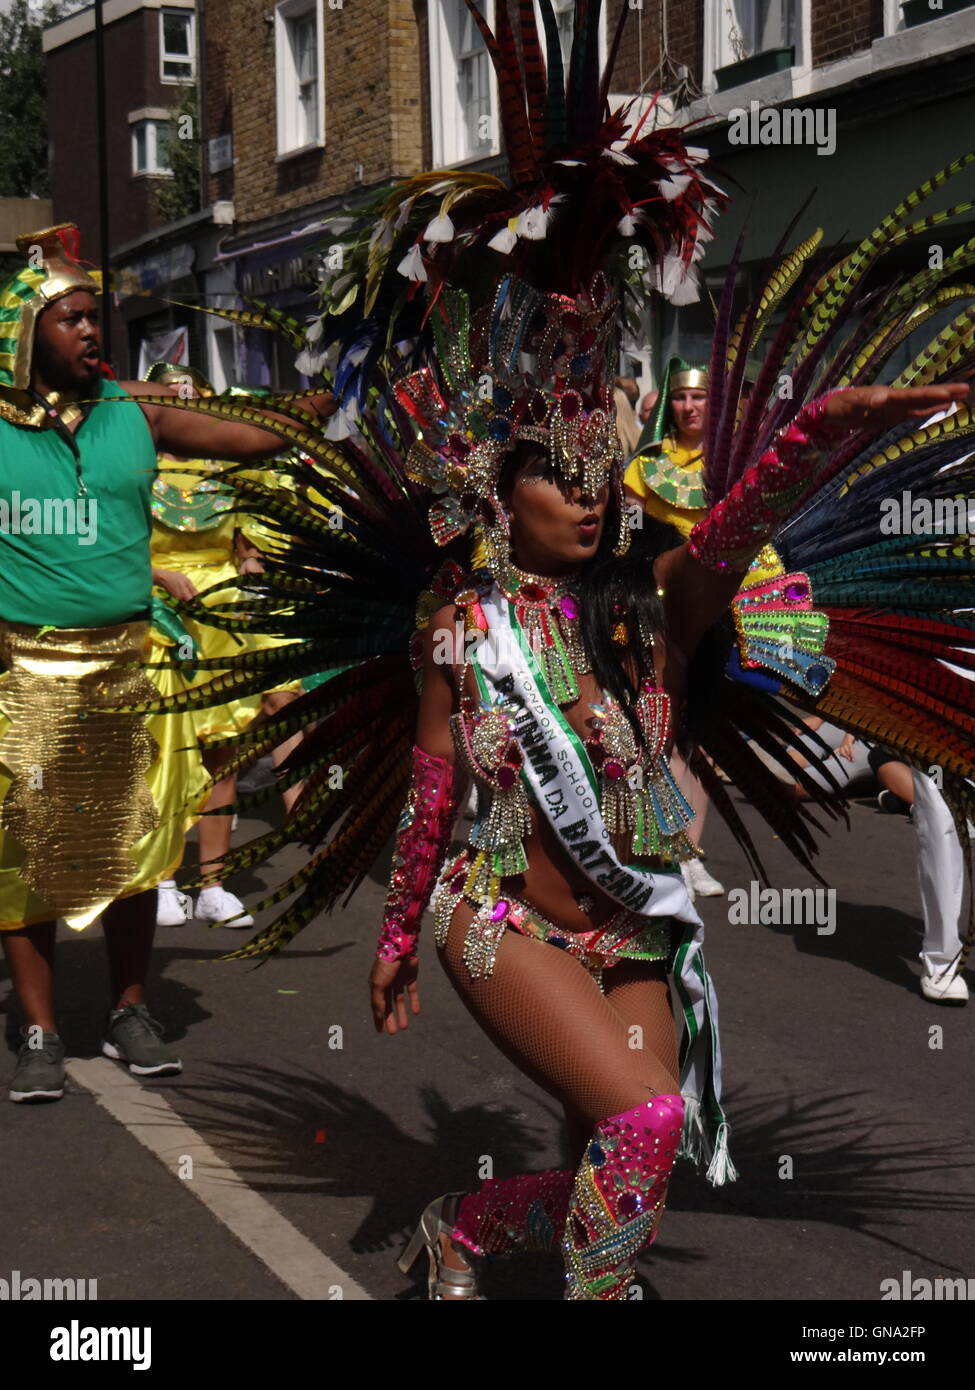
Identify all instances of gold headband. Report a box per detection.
[669,368,709,392]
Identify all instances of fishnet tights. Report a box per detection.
[440,901,681,1274]
[439,900,680,1132]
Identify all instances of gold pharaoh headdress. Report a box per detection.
[0,224,100,426]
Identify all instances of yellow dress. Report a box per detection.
[150,462,300,744]
[623,438,707,537]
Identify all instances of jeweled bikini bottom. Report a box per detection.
[433,853,673,988]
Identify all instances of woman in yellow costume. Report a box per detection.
[145,364,304,930]
[624,358,724,899]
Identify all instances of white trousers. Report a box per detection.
[911,768,965,976]
[799,724,964,973]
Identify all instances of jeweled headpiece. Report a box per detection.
[393,272,627,566]
[302,0,727,573]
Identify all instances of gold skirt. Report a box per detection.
[0,620,210,931]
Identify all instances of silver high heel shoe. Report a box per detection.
[398,1193,484,1300]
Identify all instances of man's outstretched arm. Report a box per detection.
[121,382,336,460]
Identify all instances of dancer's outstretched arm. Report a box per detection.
[655,383,969,661]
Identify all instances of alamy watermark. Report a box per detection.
[728,881,836,935]
[0,493,97,545]
[50,1320,150,1370]
[728,99,837,157]
[880,491,974,536]
[881,1270,975,1300]
[1,1269,97,1299]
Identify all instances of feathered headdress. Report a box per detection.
[299,0,726,564]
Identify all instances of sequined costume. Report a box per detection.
[147,2,975,1301]
[0,227,209,929]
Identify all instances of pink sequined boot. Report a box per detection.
[562,1093,684,1300]
[450,1168,575,1258]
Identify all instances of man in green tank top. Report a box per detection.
[0,225,333,1102]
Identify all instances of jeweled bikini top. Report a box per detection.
[446,568,698,907]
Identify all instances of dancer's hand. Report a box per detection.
[369,956,420,1035]
[836,732,857,761]
[152,568,198,602]
[823,383,969,430]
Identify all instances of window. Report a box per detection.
[160,9,195,83]
[704,0,805,90]
[429,1,499,165]
[275,0,325,156]
[131,119,173,175]
[457,1,492,157]
[738,0,797,54]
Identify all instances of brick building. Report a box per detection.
[41,1,975,383]
[615,0,975,372]
[43,0,239,377]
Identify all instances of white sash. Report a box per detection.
[472,584,737,1184]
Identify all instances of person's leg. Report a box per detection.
[101,891,157,1009]
[101,890,182,1075]
[197,752,237,887]
[1,921,57,1030]
[671,750,724,894]
[669,748,706,847]
[437,904,681,1298]
[262,689,303,814]
[911,769,966,986]
[877,759,915,807]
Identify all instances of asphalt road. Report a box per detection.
[1,783,972,1304]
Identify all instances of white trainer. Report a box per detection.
[195,886,255,928]
[156,880,192,927]
[920,970,969,1004]
[683,859,725,898]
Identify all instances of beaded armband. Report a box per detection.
[688,394,851,573]
[376,746,458,962]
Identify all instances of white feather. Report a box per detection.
[396,244,428,282]
[515,205,549,240]
[423,213,456,243]
[659,174,692,201]
[488,226,519,254]
[295,348,328,376]
[369,220,394,250]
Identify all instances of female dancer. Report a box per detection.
[368,381,961,1300]
[157,1,975,1302]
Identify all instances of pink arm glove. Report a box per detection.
[376,745,459,962]
[688,393,852,573]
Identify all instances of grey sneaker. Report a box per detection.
[9,1030,66,1102]
[102,1005,182,1076]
